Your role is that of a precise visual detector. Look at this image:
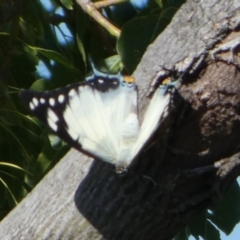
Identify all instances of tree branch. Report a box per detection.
[76,0,120,37]
[1,1,240,239]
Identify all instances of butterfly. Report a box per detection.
[20,64,174,174]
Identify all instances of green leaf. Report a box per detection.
[60,0,73,10]
[174,228,189,240]
[28,78,55,91]
[48,134,64,149]
[117,14,170,73]
[0,33,38,88]
[0,162,31,175]
[34,47,74,69]
[100,55,123,73]
[208,181,240,234]
[20,0,47,42]
[188,211,221,240]
[33,47,83,79]
[76,34,87,65]
[0,178,18,205]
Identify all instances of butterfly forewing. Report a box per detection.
[63,84,115,162]
[20,73,138,166]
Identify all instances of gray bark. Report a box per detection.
[1,0,240,239]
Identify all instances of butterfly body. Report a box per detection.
[20,66,173,174]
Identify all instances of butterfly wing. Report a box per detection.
[127,84,173,164]
[20,73,138,166]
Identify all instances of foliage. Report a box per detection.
[0,1,239,240]
[0,0,180,221]
[174,181,240,240]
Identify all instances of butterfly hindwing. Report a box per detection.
[129,84,172,162]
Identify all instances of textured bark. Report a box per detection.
[1,0,240,240]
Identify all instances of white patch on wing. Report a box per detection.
[49,98,55,106]
[98,81,138,171]
[98,79,104,83]
[68,89,76,98]
[40,98,45,104]
[32,97,39,107]
[58,94,65,103]
[122,113,139,145]
[29,102,35,110]
[117,112,139,168]
[47,108,58,132]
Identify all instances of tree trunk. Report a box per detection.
[1,0,240,239]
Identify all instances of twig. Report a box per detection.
[94,0,127,9]
[75,0,121,38]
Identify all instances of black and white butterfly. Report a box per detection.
[20,65,174,174]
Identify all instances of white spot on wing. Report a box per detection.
[47,108,58,132]
[40,98,45,104]
[48,108,58,122]
[29,102,35,110]
[98,79,104,83]
[68,89,76,98]
[58,94,65,103]
[32,98,39,107]
[49,98,55,106]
